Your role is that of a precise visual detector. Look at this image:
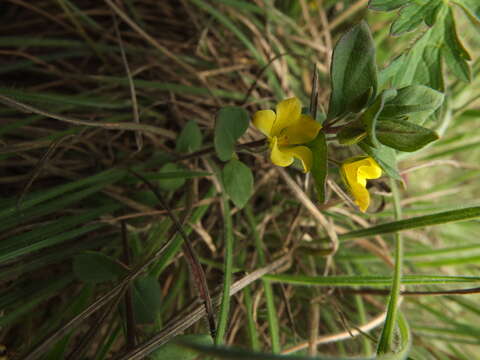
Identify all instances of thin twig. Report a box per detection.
[128,170,217,338]
[240,53,289,106]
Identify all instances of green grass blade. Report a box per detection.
[245,205,280,352]
[324,206,480,241]
[215,195,234,345]
[0,275,73,328]
[264,274,480,287]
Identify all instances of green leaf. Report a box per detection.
[390,1,442,35]
[424,2,443,26]
[176,120,203,153]
[222,159,253,209]
[416,45,444,92]
[380,85,444,119]
[443,7,472,82]
[377,312,412,359]
[158,163,186,191]
[376,118,439,152]
[378,55,406,90]
[214,107,249,161]
[72,252,126,283]
[152,335,213,360]
[370,0,444,35]
[337,120,367,145]
[308,133,328,203]
[362,89,398,147]
[133,275,162,324]
[368,0,407,11]
[328,21,377,119]
[452,0,480,23]
[390,28,436,88]
[390,2,428,35]
[359,141,401,180]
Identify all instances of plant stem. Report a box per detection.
[377,178,403,354]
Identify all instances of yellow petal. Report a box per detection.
[252,109,276,136]
[270,136,294,167]
[351,184,371,213]
[283,145,313,173]
[283,114,322,144]
[358,157,382,180]
[272,97,301,135]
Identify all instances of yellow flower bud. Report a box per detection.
[341,156,382,212]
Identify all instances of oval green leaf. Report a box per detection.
[222,159,253,209]
[176,120,203,153]
[380,85,444,119]
[73,251,126,283]
[376,119,439,152]
[133,275,162,324]
[363,89,398,147]
[328,21,378,119]
[214,107,249,161]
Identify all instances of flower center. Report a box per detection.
[276,134,289,146]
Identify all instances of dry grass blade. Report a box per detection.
[326,0,369,32]
[16,134,74,208]
[103,0,221,106]
[0,94,175,138]
[65,294,123,360]
[112,13,142,152]
[282,299,405,354]
[115,255,291,360]
[240,52,289,106]
[277,168,338,246]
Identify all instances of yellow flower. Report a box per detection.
[341,156,382,213]
[252,97,322,173]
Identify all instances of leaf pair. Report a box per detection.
[214,107,254,209]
